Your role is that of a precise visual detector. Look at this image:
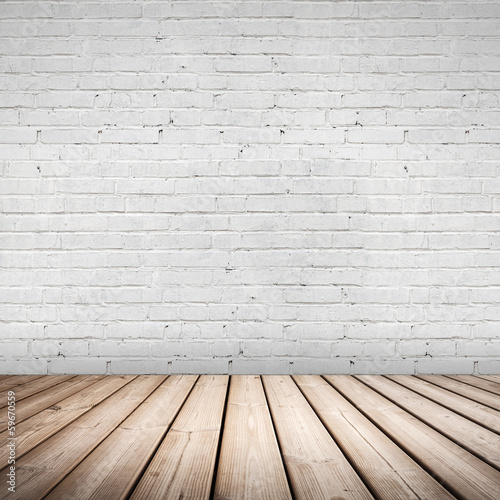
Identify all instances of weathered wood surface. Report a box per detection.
[213,375,292,500]
[0,374,499,500]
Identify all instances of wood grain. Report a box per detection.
[325,375,500,500]
[214,375,292,500]
[130,375,229,500]
[388,375,500,433]
[0,375,48,401]
[0,376,75,409]
[478,375,500,385]
[0,375,42,391]
[0,374,498,499]
[0,375,135,465]
[294,375,454,500]
[447,375,500,396]
[5,376,166,500]
[263,375,373,500]
[0,375,104,432]
[358,375,500,469]
[418,375,500,412]
[45,375,198,500]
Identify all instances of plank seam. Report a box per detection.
[292,376,382,500]
[443,375,500,396]
[418,376,498,401]
[411,375,500,424]
[260,376,297,500]
[321,376,461,500]
[0,376,78,411]
[125,375,201,500]
[2,376,105,429]
[38,376,169,500]
[354,376,500,476]
[0,375,140,474]
[476,375,500,387]
[209,375,231,500]
[379,375,500,450]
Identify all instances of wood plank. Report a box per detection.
[0,375,136,465]
[0,375,75,408]
[358,375,500,470]
[294,375,455,500]
[0,375,43,392]
[325,375,500,500]
[3,375,166,500]
[447,375,500,396]
[0,375,104,432]
[214,376,293,500]
[262,375,373,500]
[130,375,228,500]
[387,375,500,434]
[478,375,500,384]
[415,375,500,413]
[45,375,198,500]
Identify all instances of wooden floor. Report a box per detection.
[1,375,500,499]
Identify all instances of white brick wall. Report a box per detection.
[0,0,499,375]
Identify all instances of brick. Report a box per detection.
[215,56,272,73]
[101,129,158,144]
[50,358,106,374]
[293,358,351,374]
[0,128,37,143]
[417,358,474,375]
[285,287,341,304]
[468,129,500,143]
[353,359,415,375]
[348,128,404,144]
[0,342,29,357]
[477,359,500,374]
[408,129,466,144]
[1,0,499,375]
[171,358,228,374]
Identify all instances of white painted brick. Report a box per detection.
[276,92,340,108]
[0,0,498,375]
[156,91,214,109]
[400,340,456,357]
[293,358,351,374]
[477,359,500,374]
[346,320,411,340]
[284,129,344,144]
[224,128,280,144]
[408,129,466,144]
[212,340,240,357]
[0,128,37,144]
[348,128,404,144]
[105,323,164,339]
[285,287,341,304]
[171,358,228,374]
[0,358,48,374]
[232,359,290,374]
[50,358,106,374]
[32,340,88,357]
[215,56,272,73]
[457,341,499,357]
[472,324,499,339]
[101,129,158,144]
[0,342,29,357]
[416,358,474,374]
[353,359,415,375]
[215,92,274,110]
[279,20,346,38]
